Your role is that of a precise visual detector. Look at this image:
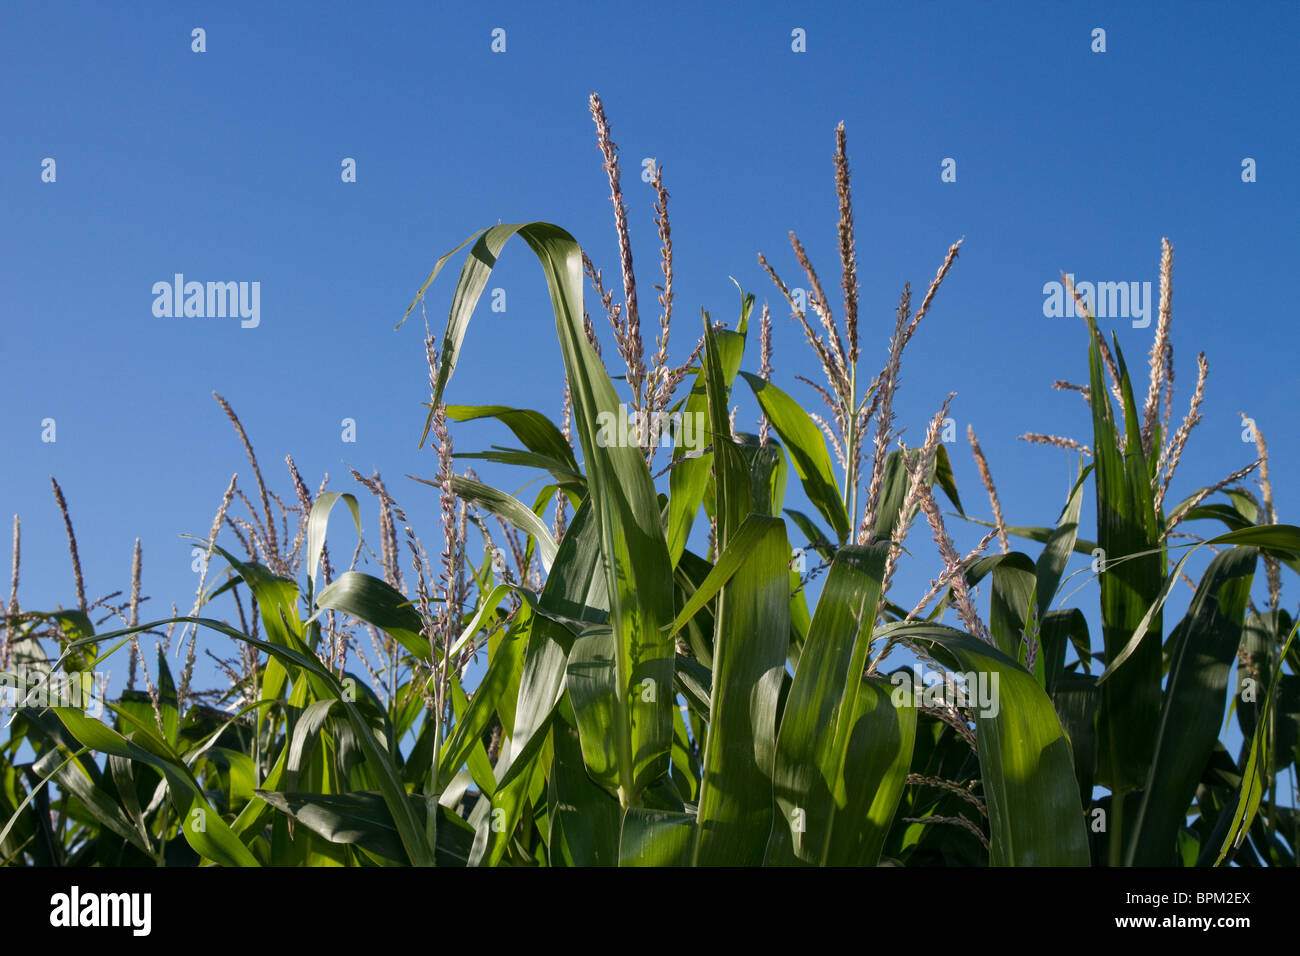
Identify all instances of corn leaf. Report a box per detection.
[883,621,1090,865]
[1127,547,1257,864]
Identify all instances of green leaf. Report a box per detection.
[830,676,916,866]
[1051,674,1100,807]
[258,791,471,866]
[1127,547,1257,865]
[737,432,787,518]
[498,501,607,789]
[968,520,1098,556]
[414,223,677,804]
[740,372,851,544]
[1099,525,1300,691]
[286,698,341,790]
[51,708,260,867]
[666,300,749,565]
[885,621,1090,865]
[767,543,904,866]
[1085,318,1163,794]
[565,625,621,793]
[67,609,437,868]
[438,612,527,785]
[153,644,180,747]
[435,473,559,573]
[933,444,965,517]
[703,312,755,543]
[965,552,1036,663]
[447,404,580,474]
[1035,465,1091,623]
[1202,523,1300,558]
[31,744,151,856]
[456,448,585,495]
[548,701,621,866]
[664,514,788,641]
[619,808,697,866]
[479,500,609,863]
[1180,503,1253,534]
[1042,607,1092,685]
[1215,618,1300,865]
[401,225,494,445]
[314,571,431,659]
[678,317,791,864]
[870,448,922,545]
[692,516,790,865]
[307,493,361,587]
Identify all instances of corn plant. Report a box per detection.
[2,96,1296,867]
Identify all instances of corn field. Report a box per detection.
[2,96,1297,869]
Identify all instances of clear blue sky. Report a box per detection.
[1,0,1295,754]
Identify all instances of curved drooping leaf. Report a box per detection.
[413,223,676,805]
[200,544,307,739]
[258,790,473,866]
[1100,524,1300,690]
[1202,523,1300,557]
[1180,503,1253,533]
[400,224,495,443]
[740,372,851,544]
[965,552,1036,664]
[447,404,580,476]
[51,708,260,867]
[881,621,1090,865]
[306,492,361,587]
[61,610,436,868]
[968,520,1099,557]
[314,571,431,659]
[406,473,559,574]
[456,448,585,497]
